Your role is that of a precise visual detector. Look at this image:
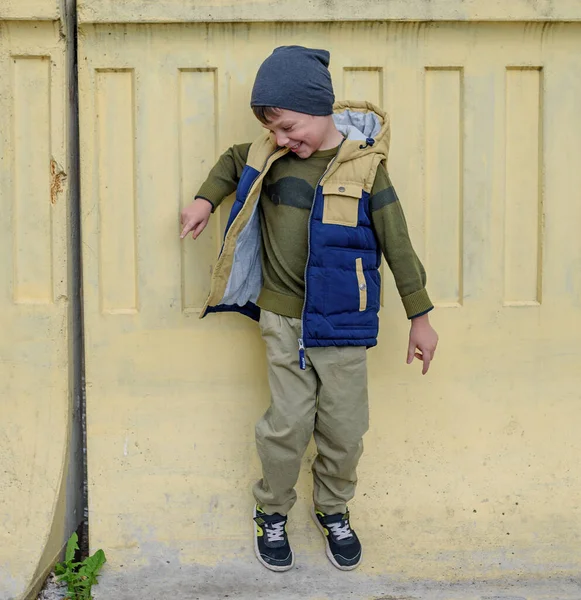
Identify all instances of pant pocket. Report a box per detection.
[259,308,277,336]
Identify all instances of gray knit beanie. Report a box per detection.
[251,46,335,116]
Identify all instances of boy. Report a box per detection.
[180,46,438,572]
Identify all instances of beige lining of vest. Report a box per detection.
[200,146,287,316]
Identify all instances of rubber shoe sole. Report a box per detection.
[311,506,362,571]
[253,505,294,572]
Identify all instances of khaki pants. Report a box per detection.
[253,310,369,516]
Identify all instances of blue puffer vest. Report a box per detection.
[201,101,390,362]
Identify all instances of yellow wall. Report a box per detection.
[0,2,82,599]
[77,0,581,23]
[77,10,581,586]
[3,1,581,597]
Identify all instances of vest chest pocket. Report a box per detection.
[322,182,361,228]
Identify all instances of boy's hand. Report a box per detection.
[180,198,213,240]
[407,313,438,375]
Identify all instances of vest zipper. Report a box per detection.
[298,338,306,370]
[298,139,346,370]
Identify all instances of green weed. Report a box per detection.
[54,532,106,600]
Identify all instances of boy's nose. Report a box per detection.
[275,133,289,147]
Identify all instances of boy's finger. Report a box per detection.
[407,341,415,364]
[422,353,430,375]
[180,221,194,239]
[192,221,206,240]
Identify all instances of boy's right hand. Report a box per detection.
[180,198,212,240]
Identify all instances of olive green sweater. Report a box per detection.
[197,143,433,319]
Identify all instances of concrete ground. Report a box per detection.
[92,560,581,600]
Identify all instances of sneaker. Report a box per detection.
[253,505,294,571]
[311,506,362,570]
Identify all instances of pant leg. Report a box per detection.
[253,310,318,516]
[308,345,369,515]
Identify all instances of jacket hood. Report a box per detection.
[332,100,390,163]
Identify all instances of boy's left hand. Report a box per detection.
[407,313,439,375]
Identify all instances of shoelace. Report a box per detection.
[327,520,353,541]
[265,520,286,543]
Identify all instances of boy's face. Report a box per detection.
[262,109,331,159]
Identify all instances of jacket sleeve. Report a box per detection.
[370,163,434,319]
[195,143,252,212]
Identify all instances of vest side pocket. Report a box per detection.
[322,182,361,227]
[355,258,368,312]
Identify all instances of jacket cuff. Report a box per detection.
[195,195,215,210]
[402,288,434,319]
[195,182,227,212]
